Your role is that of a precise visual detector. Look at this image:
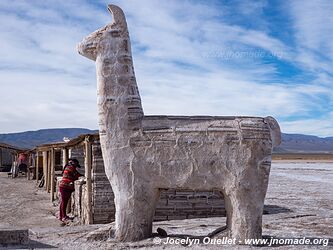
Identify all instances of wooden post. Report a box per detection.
[42,151,48,189]
[36,152,39,183]
[13,153,18,177]
[27,154,32,180]
[50,148,55,202]
[45,151,49,191]
[62,148,69,167]
[85,137,93,224]
[47,151,51,192]
[0,148,2,168]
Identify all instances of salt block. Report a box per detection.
[0,227,29,245]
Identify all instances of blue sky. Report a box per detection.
[0,0,332,137]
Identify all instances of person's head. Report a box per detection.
[68,158,81,168]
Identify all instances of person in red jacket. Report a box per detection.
[59,158,82,222]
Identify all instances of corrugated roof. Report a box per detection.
[35,141,67,150]
[35,133,99,151]
[66,133,99,147]
[0,142,25,151]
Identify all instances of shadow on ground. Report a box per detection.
[263,204,292,215]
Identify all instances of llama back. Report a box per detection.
[142,115,275,142]
[125,116,276,190]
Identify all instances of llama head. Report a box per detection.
[264,116,282,147]
[77,4,129,61]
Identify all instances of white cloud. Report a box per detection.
[0,0,332,137]
[281,113,333,137]
[289,0,333,73]
[0,70,97,132]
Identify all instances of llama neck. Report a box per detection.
[96,33,143,143]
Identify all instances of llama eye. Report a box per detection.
[109,30,121,37]
[86,42,94,47]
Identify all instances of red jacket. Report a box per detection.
[59,164,81,190]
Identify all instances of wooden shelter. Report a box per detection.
[0,142,24,172]
[35,141,68,201]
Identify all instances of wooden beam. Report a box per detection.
[0,148,2,168]
[62,148,69,167]
[13,154,18,177]
[35,152,39,183]
[42,151,48,189]
[27,154,32,180]
[50,148,55,202]
[84,136,93,224]
[47,151,51,192]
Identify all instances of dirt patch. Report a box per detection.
[273,153,333,162]
[0,173,59,229]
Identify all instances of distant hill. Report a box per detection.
[0,128,97,149]
[0,128,332,153]
[274,133,333,153]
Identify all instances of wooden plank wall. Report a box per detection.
[70,146,85,175]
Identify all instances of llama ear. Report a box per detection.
[108,4,127,28]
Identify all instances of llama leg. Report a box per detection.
[224,186,266,243]
[113,186,160,241]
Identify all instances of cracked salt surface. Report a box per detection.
[272,163,333,183]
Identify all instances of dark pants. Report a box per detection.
[59,187,73,220]
[18,163,27,173]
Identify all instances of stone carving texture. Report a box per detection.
[78,4,281,242]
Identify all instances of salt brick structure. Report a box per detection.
[78,4,281,242]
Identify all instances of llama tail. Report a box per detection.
[264,116,281,147]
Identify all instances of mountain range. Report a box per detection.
[0,128,97,149]
[274,133,333,153]
[0,128,332,153]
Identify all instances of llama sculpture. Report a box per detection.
[78,4,281,243]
